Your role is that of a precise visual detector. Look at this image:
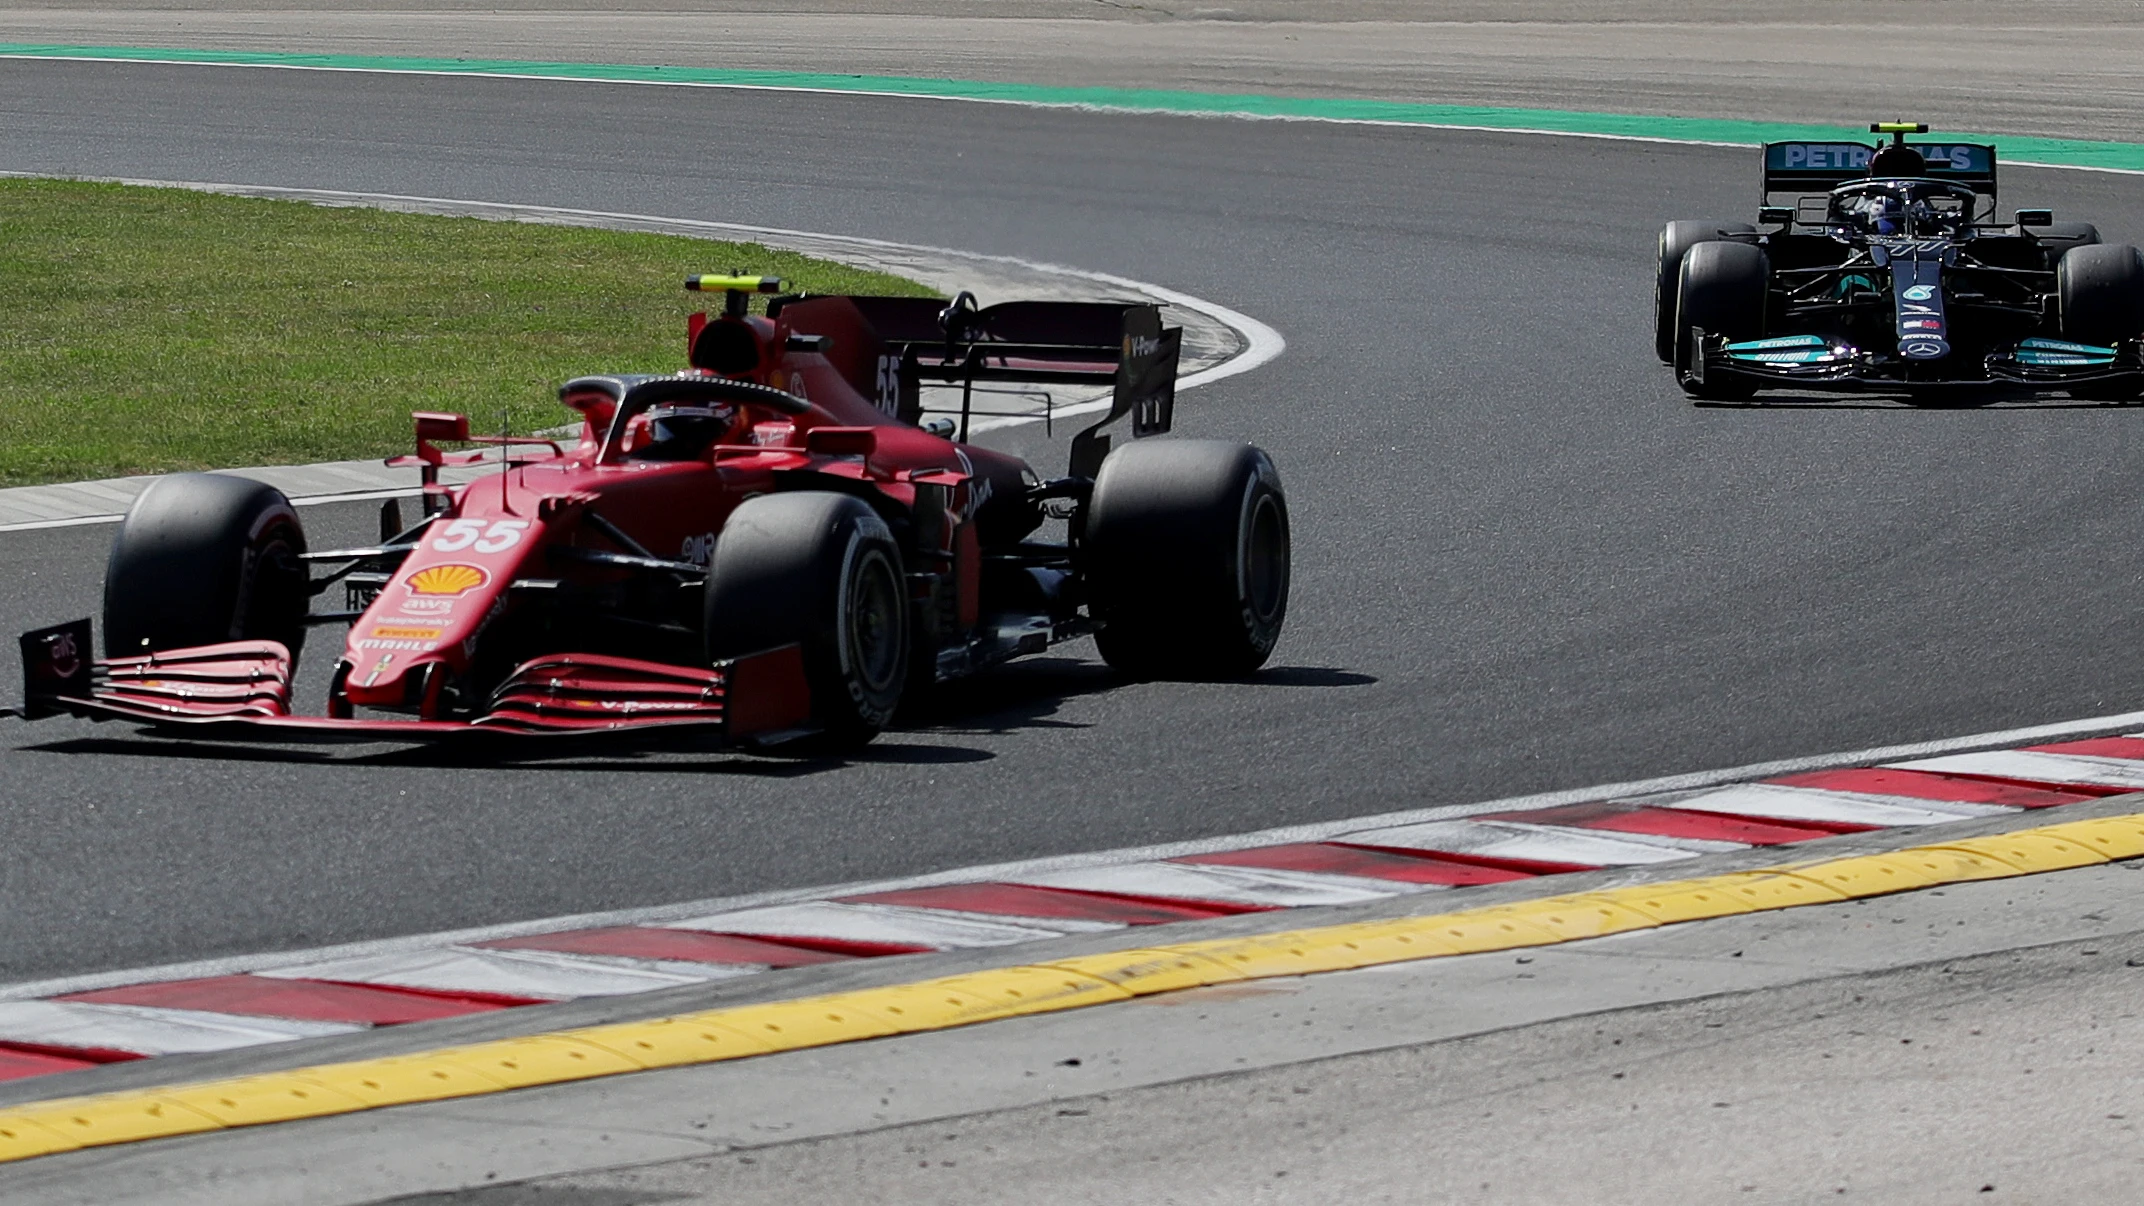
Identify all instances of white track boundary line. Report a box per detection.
[0,179,1283,533]
[6,705,2141,1003]
[7,51,2142,178]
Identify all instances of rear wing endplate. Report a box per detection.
[1759,141,1998,201]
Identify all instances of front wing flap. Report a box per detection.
[1695,331,2144,392]
[14,619,812,745]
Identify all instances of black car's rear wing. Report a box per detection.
[1760,140,1998,201]
[765,293,1179,474]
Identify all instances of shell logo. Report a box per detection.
[406,563,489,597]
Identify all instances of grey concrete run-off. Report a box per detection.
[0,183,1241,531]
[7,1,2144,141]
[10,796,2144,1205]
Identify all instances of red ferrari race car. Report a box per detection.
[16,277,1291,749]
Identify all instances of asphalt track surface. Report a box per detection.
[7,59,2144,990]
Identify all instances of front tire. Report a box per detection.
[1674,240,1770,401]
[1655,220,1755,363]
[703,492,907,747]
[2059,243,2144,401]
[1085,440,1289,679]
[103,473,308,659]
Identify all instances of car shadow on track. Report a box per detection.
[1694,395,2144,410]
[18,734,995,775]
[903,658,1376,738]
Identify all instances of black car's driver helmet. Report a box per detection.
[1868,144,1928,178]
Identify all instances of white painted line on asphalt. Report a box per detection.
[6,707,2144,1005]
[0,1000,359,1056]
[0,514,124,534]
[664,902,1067,950]
[0,486,427,534]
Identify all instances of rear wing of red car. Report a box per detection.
[767,293,1179,475]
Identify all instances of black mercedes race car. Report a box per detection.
[1656,122,2144,403]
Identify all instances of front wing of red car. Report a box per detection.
[12,619,813,745]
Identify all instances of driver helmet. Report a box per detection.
[643,403,733,451]
[1868,144,1927,179]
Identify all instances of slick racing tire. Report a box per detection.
[1674,240,1769,401]
[704,491,907,748]
[2058,243,2144,346]
[103,473,309,660]
[1085,440,1289,679]
[1655,220,1755,363]
[2059,243,2144,401]
[2034,221,2101,268]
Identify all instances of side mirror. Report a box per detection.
[804,426,877,457]
[1758,206,1794,227]
[413,412,471,443]
[2016,208,2054,228]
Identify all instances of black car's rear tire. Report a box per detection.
[2034,221,2102,268]
[1655,220,1756,363]
[703,491,907,748]
[103,473,309,660]
[1085,440,1289,679]
[1674,240,1770,401]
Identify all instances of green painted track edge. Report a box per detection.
[8,42,2144,173]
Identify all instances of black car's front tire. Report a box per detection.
[1655,220,1756,363]
[703,491,907,748]
[1674,240,1770,401]
[1085,439,1289,679]
[103,473,309,660]
[2058,243,2144,401]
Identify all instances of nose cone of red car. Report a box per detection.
[340,509,539,711]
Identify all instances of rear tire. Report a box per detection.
[1085,440,1289,679]
[1655,220,1755,362]
[1674,240,1770,401]
[103,473,308,660]
[2034,221,2102,268]
[703,492,907,748]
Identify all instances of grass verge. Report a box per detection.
[0,178,933,486]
